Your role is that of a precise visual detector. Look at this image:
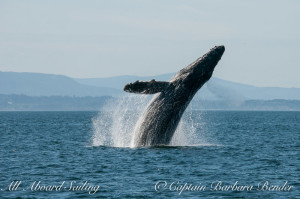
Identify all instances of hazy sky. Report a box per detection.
[0,0,299,87]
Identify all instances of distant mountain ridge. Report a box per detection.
[76,73,300,100]
[75,73,173,90]
[1,71,300,100]
[0,71,121,97]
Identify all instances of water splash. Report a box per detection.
[170,107,209,146]
[92,95,210,148]
[92,94,151,147]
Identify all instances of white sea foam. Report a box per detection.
[92,94,150,147]
[92,95,212,148]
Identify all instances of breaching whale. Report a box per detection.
[124,46,225,147]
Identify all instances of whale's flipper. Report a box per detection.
[124,79,169,94]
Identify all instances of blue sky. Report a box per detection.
[0,0,299,87]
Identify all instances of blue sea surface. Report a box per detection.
[0,111,299,198]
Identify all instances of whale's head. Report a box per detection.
[197,45,225,76]
[171,45,225,91]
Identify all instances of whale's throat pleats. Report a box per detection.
[124,80,169,94]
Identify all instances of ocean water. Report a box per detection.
[0,110,299,198]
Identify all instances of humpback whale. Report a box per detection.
[124,46,225,147]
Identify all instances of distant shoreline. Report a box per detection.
[1,94,300,111]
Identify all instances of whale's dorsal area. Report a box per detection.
[124,46,225,147]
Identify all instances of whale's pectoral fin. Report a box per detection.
[124,79,169,94]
